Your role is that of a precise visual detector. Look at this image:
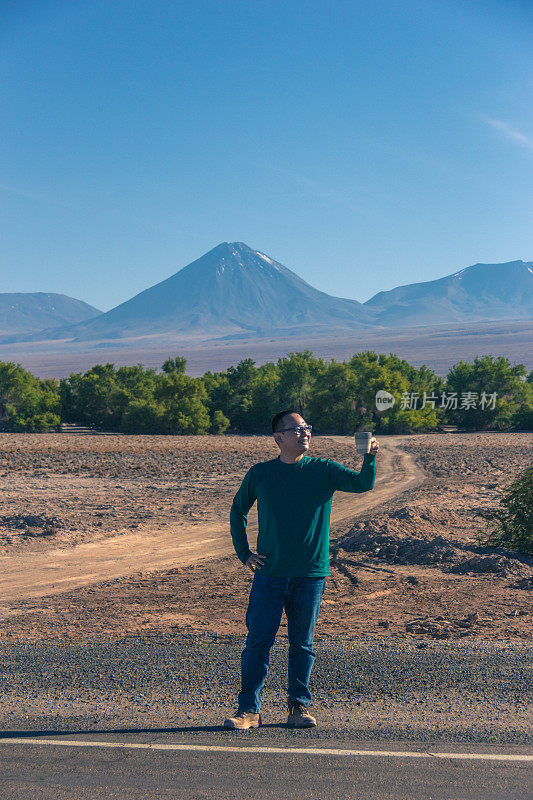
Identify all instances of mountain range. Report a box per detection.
[0,293,101,335]
[365,259,533,326]
[1,243,531,343]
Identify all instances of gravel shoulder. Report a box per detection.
[0,634,531,745]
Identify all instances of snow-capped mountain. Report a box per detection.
[29,242,375,341]
[363,260,533,326]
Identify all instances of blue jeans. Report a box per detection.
[237,572,326,713]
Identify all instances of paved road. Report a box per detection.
[0,734,531,799]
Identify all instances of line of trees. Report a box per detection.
[0,351,531,434]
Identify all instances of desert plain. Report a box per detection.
[0,430,531,642]
[0,430,531,741]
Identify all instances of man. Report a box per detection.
[223,410,379,730]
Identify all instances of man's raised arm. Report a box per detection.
[328,450,377,493]
[230,467,257,565]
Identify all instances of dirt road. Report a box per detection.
[0,437,424,604]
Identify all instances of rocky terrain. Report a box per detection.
[0,434,350,555]
[0,431,531,643]
[0,430,531,742]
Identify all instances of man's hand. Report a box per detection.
[245,552,266,572]
[369,437,379,455]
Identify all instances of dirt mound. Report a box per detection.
[337,499,466,568]
[347,502,466,536]
[387,504,463,526]
[450,554,514,575]
[337,497,532,576]
[0,514,62,538]
[338,523,528,575]
[511,576,533,590]
[339,527,459,566]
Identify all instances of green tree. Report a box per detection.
[476,465,533,556]
[445,356,529,430]
[112,364,159,424]
[307,360,360,433]
[511,369,533,431]
[202,370,236,432]
[379,405,439,434]
[120,399,166,434]
[249,363,283,429]
[0,362,60,432]
[210,409,230,434]
[226,359,257,429]
[347,351,441,433]
[116,364,158,399]
[60,364,121,429]
[162,356,187,374]
[513,402,533,431]
[277,351,324,417]
[52,350,530,436]
[203,371,232,415]
[155,371,210,434]
[203,361,282,433]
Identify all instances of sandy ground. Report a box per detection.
[0,430,531,643]
[0,434,421,600]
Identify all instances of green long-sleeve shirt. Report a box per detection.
[230,452,376,577]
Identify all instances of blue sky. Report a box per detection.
[1,0,532,311]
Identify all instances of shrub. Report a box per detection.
[476,465,533,556]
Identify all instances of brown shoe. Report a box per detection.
[223,709,262,730]
[287,699,317,728]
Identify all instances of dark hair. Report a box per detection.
[272,410,299,434]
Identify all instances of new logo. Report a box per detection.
[375,390,396,411]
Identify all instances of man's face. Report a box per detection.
[274,413,311,454]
